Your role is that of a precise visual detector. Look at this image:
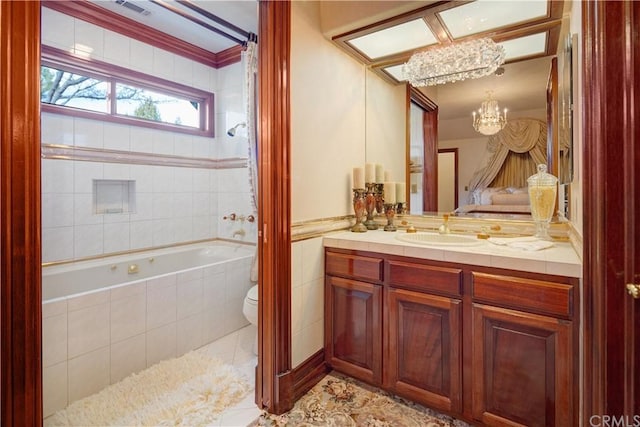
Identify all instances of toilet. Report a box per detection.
[242,284,259,355]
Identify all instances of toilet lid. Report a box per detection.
[247,285,259,301]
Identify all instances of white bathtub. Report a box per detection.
[41,241,256,417]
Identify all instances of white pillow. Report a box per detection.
[479,187,505,205]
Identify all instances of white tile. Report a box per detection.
[301,278,324,327]
[74,224,104,258]
[177,279,204,320]
[225,261,251,301]
[103,222,130,254]
[111,293,146,343]
[490,254,546,274]
[176,313,204,355]
[291,241,303,288]
[41,9,74,51]
[302,237,325,283]
[42,299,67,319]
[42,312,67,367]
[152,193,172,219]
[192,169,211,193]
[224,297,249,335]
[74,161,103,193]
[130,40,153,73]
[152,166,175,193]
[42,227,74,263]
[192,137,211,158]
[42,193,74,229]
[546,261,582,278]
[111,281,146,302]
[202,303,227,344]
[130,220,153,250]
[74,193,103,225]
[129,127,153,153]
[192,192,211,217]
[67,289,109,312]
[217,406,262,427]
[152,47,175,81]
[68,302,110,358]
[152,130,175,155]
[403,245,445,261]
[146,323,177,367]
[74,19,105,59]
[41,113,74,146]
[192,62,214,92]
[174,168,194,193]
[68,347,110,403]
[74,118,104,149]
[110,334,146,383]
[103,30,130,67]
[443,250,491,267]
[173,56,193,86]
[173,134,193,157]
[131,192,153,221]
[146,281,176,329]
[173,193,193,218]
[192,216,213,240]
[42,158,75,194]
[293,320,324,368]
[291,285,303,335]
[147,274,176,290]
[173,217,194,242]
[152,219,175,246]
[103,162,131,180]
[177,268,203,283]
[43,361,67,418]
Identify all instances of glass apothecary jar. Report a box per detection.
[527,164,557,240]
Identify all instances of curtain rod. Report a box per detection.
[148,0,255,47]
[176,0,254,41]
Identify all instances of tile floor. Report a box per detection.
[197,324,262,426]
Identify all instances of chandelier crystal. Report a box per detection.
[403,38,506,87]
[472,91,508,136]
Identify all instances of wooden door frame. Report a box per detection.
[256,0,294,414]
[582,0,639,419]
[1,1,43,425]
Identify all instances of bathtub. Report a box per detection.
[41,241,256,417]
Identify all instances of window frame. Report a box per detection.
[41,45,215,138]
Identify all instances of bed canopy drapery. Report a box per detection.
[467,118,547,202]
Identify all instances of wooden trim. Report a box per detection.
[257,0,292,415]
[215,45,245,68]
[287,350,330,404]
[42,0,243,68]
[423,109,438,212]
[1,1,43,425]
[582,0,640,419]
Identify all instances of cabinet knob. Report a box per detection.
[626,283,640,299]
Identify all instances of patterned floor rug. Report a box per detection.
[45,351,251,426]
[253,371,470,426]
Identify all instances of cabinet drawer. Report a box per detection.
[472,272,574,319]
[388,260,462,297]
[326,251,383,283]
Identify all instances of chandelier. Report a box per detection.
[403,38,506,87]
[472,91,507,135]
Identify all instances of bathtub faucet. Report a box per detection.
[233,228,246,238]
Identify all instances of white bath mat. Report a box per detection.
[45,351,251,427]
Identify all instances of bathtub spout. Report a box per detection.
[233,229,245,238]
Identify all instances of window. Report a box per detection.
[41,45,214,137]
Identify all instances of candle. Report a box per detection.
[384,181,396,204]
[396,182,406,203]
[384,170,391,182]
[352,167,364,189]
[365,163,375,183]
[375,164,384,183]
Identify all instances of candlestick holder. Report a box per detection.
[396,202,405,215]
[383,203,397,231]
[364,183,379,230]
[375,183,384,214]
[351,188,367,232]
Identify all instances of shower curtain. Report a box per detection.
[244,41,259,282]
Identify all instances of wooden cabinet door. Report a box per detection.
[386,287,462,413]
[325,275,382,385]
[472,303,574,427]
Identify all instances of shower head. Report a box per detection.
[227,122,246,137]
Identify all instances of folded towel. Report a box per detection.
[487,236,554,251]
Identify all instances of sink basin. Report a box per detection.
[396,233,482,247]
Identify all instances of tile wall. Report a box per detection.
[41,7,256,263]
[290,237,325,367]
[42,255,252,417]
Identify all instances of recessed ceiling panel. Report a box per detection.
[347,18,437,60]
[439,0,548,39]
[383,65,407,82]
[500,32,547,60]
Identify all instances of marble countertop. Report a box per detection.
[323,230,582,278]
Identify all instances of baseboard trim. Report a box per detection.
[273,349,329,414]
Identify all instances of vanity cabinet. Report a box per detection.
[324,247,579,427]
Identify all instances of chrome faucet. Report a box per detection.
[233,228,246,238]
[438,214,451,234]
